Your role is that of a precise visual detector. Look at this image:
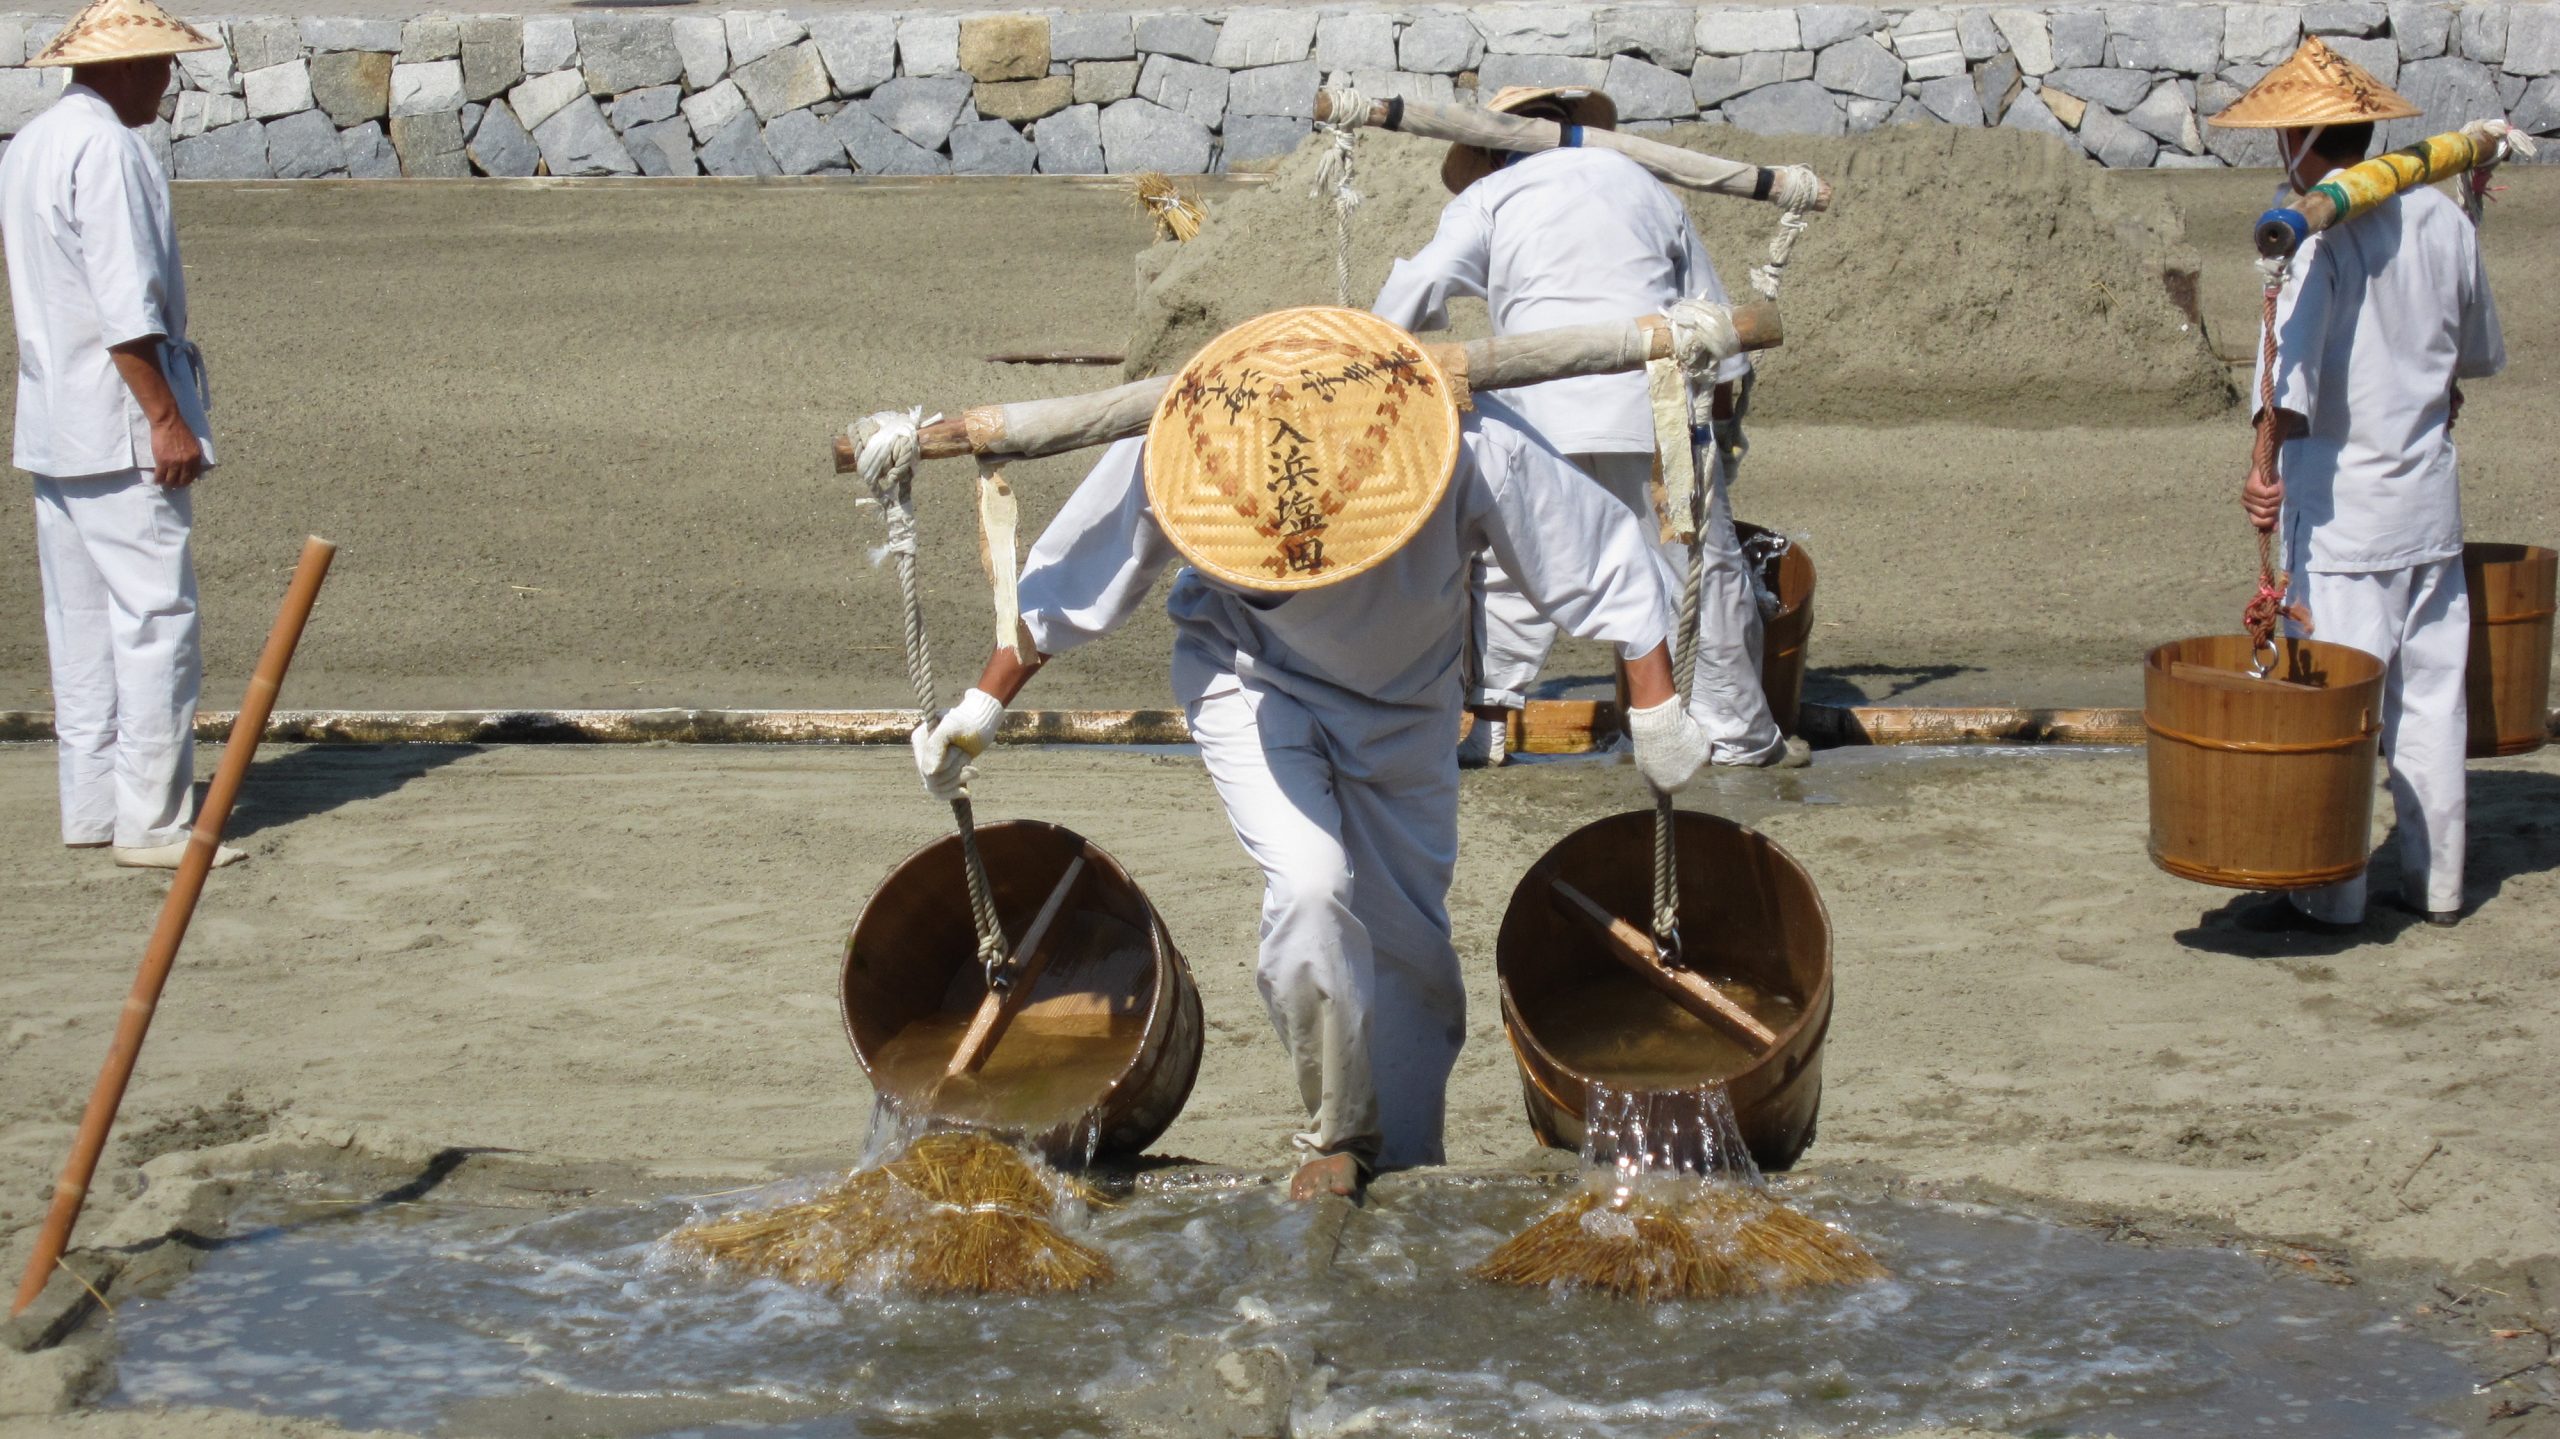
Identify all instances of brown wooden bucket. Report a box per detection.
[1495,808,1832,1173]
[840,819,1203,1162]
[1737,521,1816,735]
[2143,635,2386,891]
[2464,542,2556,758]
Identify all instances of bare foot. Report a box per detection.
[1289,1152,1361,1202]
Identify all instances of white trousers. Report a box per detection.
[1187,682,1464,1171]
[1465,451,1784,765]
[33,470,201,848]
[2285,557,2469,921]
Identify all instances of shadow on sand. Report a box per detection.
[222,744,482,841]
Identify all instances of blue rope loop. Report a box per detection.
[1561,122,1585,147]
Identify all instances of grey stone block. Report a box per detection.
[1228,60,1318,117]
[339,120,400,177]
[1955,8,2002,59]
[533,93,637,175]
[460,17,523,102]
[389,109,468,175]
[832,103,950,172]
[177,35,239,97]
[1138,53,1227,127]
[1691,53,1765,107]
[1813,35,1903,99]
[948,117,1035,172]
[171,91,246,140]
[1316,13,1399,70]
[1344,68,1460,103]
[1033,101,1105,171]
[2392,2,2457,58]
[2304,2,2388,37]
[244,60,313,121]
[2512,73,2560,131]
[576,17,681,96]
[898,14,962,73]
[1913,72,1984,122]
[737,41,831,118]
[683,79,747,140]
[612,84,681,129]
[2499,68,2529,108]
[2327,34,2400,83]
[390,60,464,118]
[2049,7,2108,67]
[1604,53,1695,118]
[868,74,974,148]
[2123,77,2199,149]
[467,97,538,174]
[1474,5,1598,55]
[301,17,402,53]
[1475,53,1610,90]
[2105,4,2221,72]
[400,18,460,64]
[1999,84,2073,139]
[521,16,576,74]
[309,50,391,126]
[1697,7,1801,54]
[2507,5,2560,74]
[1212,9,1318,67]
[2198,77,2278,161]
[228,17,299,75]
[625,117,695,175]
[1797,5,1883,50]
[1053,13,1135,61]
[2045,65,2153,108]
[1099,94,1212,171]
[1895,25,1962,59]
[2220,4,2301,63]
[510,70,586,131]
[2078,100,2158,164]
[725,11,804,68]
[1990,8,2055,73]
[2460,3,2508,63]
[671,15,727,90]
[1843,94,1895,129]
[696,108,778,174]
[807,14,896,97]
[1594,7,1690,68]
[1223,112,1312,162]
[2384,54,2505,146]
[1134,14,1220,63]
[462,101,486,138]
[763,107,846,173]
[1722,77,1845,132]
[1399,12,1482,71]
[263,108,343,177]
[1075,60,1141,104]
[1976,51,2022,121]
[1904,49,1966,79]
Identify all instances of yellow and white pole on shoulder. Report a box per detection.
[2254,117,2535,258]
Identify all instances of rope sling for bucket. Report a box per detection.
[1312,85,1366,305]
[2242,253,2310,678]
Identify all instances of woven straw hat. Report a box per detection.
[26,0,218,65]
[2209,37,2420,128]
[1145,306,1461,593]
[1442,84,1620,193]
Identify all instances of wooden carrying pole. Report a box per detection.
[11,536,336,1318]
[832,305,1782,473]
[1549,878,1777,1051]
[1309,89,1833,211]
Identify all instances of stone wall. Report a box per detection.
[0,4,2553,178]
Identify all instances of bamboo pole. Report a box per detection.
[11,537,336,1318]
[830,305,1782,472]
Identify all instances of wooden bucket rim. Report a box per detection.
[1735,520,1815,624]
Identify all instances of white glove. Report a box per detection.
[1627,695,1711,795]
[912,688,1005,803]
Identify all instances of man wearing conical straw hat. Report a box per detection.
[911,307,1715,1200]
[2,0,233,869]
[1373,85,1801,773]
[2215,38,2505,932]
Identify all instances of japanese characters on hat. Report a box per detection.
[1144,306,1461,593]
[25,0,219,65]
[1442,85,1622,193]
[2209,36,2422,128]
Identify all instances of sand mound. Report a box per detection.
[1126,124,2235,426]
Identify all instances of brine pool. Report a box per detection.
[103,1172,2473,1438]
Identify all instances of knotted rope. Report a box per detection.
[1646,373,1715,966]
[1312,84,1366,306]
[850,409,1013,991]
[1746,165,1822,302]
[2242,259,2308,676]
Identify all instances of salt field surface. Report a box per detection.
[109,1177,2470,1438]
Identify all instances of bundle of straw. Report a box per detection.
[672,1130,1112,1295]
[1132,172,1205,242]
[1475,1171,1884,1302]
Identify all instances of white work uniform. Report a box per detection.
[1371,146,1780,764]
[1016,399,1673,1169]
[2258,180,2504,921]
[3,84,217,848]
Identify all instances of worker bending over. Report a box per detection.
[913,310,1714,1200]
[2220,39,2505,931]
[1371,84,1801,770]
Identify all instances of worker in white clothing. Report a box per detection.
[1371,85,1802,771]
[3,0,237,869]
[2219,39,2505,930]
[910,309,1715,1201]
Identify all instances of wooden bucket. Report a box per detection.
[1737,521,1816,735]
[2143,636,2386,890]
[841,820,1203,1162]
[2465,542,2556,758]
[1495,809,1832,1173]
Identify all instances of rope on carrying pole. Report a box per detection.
[2241,258,2308,678]
[1312,84,1367,306]
[1648,369,1714,968]
[1747,165,1823,302]
[851,409,1013,992]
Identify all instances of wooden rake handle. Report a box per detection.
[1549,878,1777,1053]
[943,854,1088,1078]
